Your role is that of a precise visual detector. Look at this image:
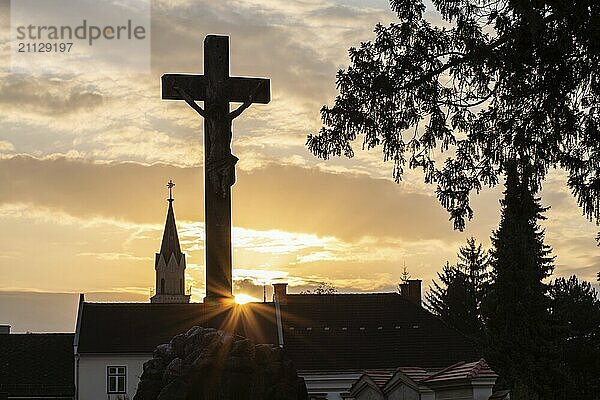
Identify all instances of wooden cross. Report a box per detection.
[161,35,270,303]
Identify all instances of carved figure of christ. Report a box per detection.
[174,82,262,198]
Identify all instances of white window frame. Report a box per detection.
[107,365,127,394]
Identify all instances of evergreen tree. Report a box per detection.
[397,262,411,291]
[483,161,555,399]
[426,238,489,342]
[549,275,600,399]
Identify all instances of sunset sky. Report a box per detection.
[0,0,598,333]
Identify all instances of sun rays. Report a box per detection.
[234,293,261,304]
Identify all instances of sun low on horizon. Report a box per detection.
[234,294,262,305]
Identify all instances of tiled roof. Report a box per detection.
[355,360,497,394]
[421,359,498,383]
[0,333,74,397]
[360,367,431,389]
[280,293,479,370]
[77,302,278,353]
[77,293,479,371]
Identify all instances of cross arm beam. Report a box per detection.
[161,74,271,104]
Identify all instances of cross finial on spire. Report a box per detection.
[167,179,175,202]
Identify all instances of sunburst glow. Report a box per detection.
[234,293,261,304]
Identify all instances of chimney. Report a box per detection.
[0,325,10,334]
[272,283,288,305]
[400,279,421,307]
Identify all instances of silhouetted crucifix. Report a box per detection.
[161,35,270,303]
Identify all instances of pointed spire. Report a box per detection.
[160,180,182,263]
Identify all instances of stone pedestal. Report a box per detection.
[134,326,308,400]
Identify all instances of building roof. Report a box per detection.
[77,293,479,372]
[0,333,74,398]
[421,359,498,383]
[77,302,278,353]
[280,293,479,370]
[159,199,183,264]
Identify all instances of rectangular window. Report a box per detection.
[107,366,126,394]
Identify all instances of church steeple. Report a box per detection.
[159,180,183,264]
[151,180,190,304]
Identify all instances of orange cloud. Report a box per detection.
[0,154,489,241]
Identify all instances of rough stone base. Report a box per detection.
[133,326,308,400]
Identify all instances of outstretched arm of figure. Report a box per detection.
[174,86,206,118]
[229,81,264,120]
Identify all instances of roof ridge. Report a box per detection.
[286,292,402,296]
[85,301,158,305]
[421,360,466,382]
[2,332,75,336]
[83,301,272,305]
